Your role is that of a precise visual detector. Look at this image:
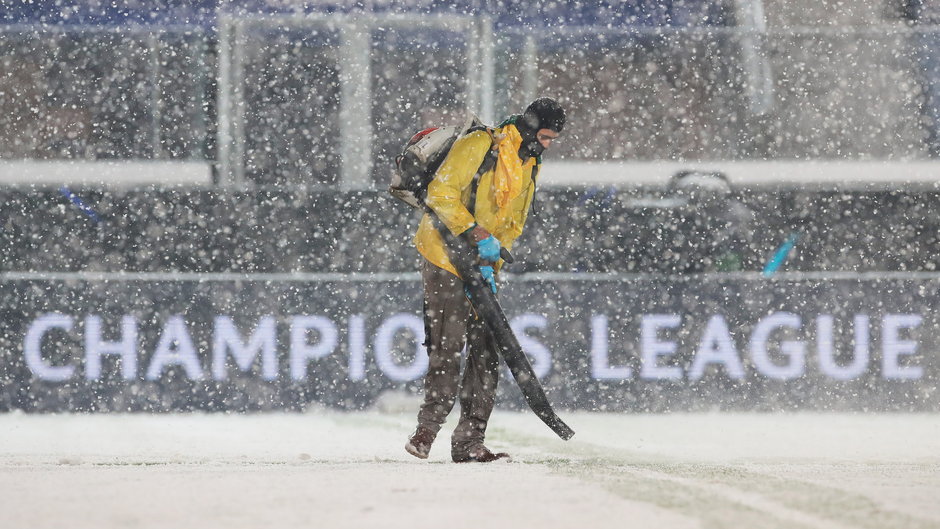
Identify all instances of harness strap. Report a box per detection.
[468,134,499,215]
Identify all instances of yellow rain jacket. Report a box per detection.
[414,124,539,278]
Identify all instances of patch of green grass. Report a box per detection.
[667,463,940,529]
[564,463,805,529]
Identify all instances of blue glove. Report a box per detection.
[464,265,498,300]
[479,265,498,294]
[477,235,501,262]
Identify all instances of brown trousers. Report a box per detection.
[417,260,500,454]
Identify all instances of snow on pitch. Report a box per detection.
[1,408,939,529]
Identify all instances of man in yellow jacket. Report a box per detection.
[405,97,566,463]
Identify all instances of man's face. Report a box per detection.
[536,129,559,150]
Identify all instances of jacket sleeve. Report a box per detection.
[424,131,490,236]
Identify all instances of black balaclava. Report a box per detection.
[516,97,566,160]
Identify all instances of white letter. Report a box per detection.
[512,313,552,379]
[84,315,138,380]
[689,315,744,380]
[374,313,427,382]
[591,314,632,380]
[24,313,75,382]
[816,314,869,380]
[348,314,366,381]
[640,314,682,380]
[146,315,203,380]
[290,315,338,381]
[212,316,278,381]
[750,312,805,380]
[882,314,923,380]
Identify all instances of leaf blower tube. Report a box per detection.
[436,221,575,441]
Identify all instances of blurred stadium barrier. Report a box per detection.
[2,2,940,188]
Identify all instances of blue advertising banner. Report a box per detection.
[1,272,937,412]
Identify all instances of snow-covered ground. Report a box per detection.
[1,403,939,529]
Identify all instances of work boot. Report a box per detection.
[452,443,511,463]
[405,427,436,459]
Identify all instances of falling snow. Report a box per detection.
[2,1,940,527]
